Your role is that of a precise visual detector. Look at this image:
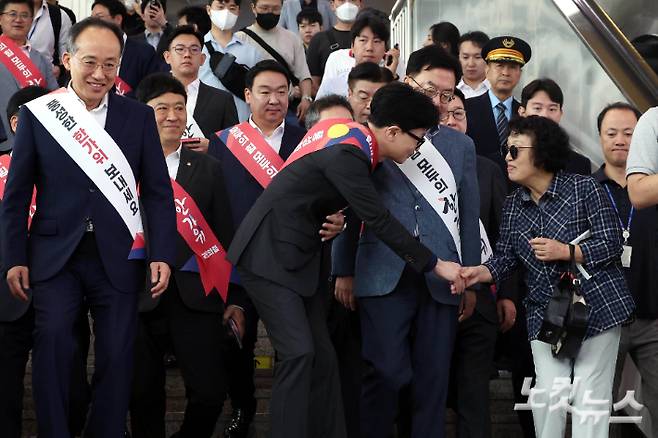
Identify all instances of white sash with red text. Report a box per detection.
[216,121,284,188]
[0,154,36,227]
[172,179,231,302]
[25,89,145,257]
[182,109,205,140]
[0,35,45,88]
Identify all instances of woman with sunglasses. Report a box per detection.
[462,115,634,438]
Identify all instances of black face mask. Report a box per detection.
[256,12,280,30]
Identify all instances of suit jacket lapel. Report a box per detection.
[193,82,210,122]
[105,93,129,141]
[279,126,297,160]
[176,146,198,187]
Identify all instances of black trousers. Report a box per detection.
[129,280,231,438]
[0,306,91,438]
[448,311,498,438]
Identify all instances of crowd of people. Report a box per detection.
[0,0,656,438]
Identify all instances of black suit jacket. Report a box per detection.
[566,150,592,175]
[139,147,243,313]
[465,92,520,174]
[118,37,162,98]
[226,144,435,296]
[193,82,239,139]
[0,198,30,322]
[129,24,173,61]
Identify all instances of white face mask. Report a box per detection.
[210,9,239,31]
[335,1,359,22]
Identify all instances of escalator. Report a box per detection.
[391,0,658,166]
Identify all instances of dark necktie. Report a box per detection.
[495,102,509,155]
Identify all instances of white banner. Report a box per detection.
[480,219,493,263]
[183,111,205,140]
[397,138,462,261]
[26,89,143,240]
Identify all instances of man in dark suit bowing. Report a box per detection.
[227,82,466,438]
[207,60,307,438]
[91,0,163,98]
[465,35,531,175]
[1,18,176,438]
[164,25,238,154]
[129,73,245,438]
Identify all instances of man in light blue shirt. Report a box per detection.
[201,0,262,122]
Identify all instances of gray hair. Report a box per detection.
[304,94,353,130]
[66,17,124,55]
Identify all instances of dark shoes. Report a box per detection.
[223,409,253,438]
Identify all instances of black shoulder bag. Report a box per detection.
[204,41,250,101]
[538,244,590,359]
[240,28,300,86]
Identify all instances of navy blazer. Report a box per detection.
[207,123,306,227]
[1,93,177,293]
[465,92,520,175]
[332,126,481,306]
[117,37,163,98]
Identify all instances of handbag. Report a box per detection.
[537,244,589,359]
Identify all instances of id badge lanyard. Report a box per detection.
[604,185,634,245]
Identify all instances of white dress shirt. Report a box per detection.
[67,83,109,128]
[165,145,182,179]
[249,116,285,153]
[321,48,406,83]
[457,78,490,99]
[145,29,164,50]
[28,0,72,65]
[315,70,349,99]
[186,77,200,115]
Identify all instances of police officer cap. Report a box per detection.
[482,36,532,66]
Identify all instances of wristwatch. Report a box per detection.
[302,95,313,102]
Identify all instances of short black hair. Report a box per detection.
[508,115,570,173]
[67,17,124,54]
[296,9,322,26]
[458,31,489,51]
[207,0,242,6]
[245,60,290,89]
[166,24,204,48]
[596,102,642,133]
[141,0,167,14]
[348,62,394,90]
[406,44,462,83]
[0,0,33,15]
[177,6,212,36]
[351,14,389,45]
[6,86,48,126]
[521,78,564,108]
[451,88,466,106]
[305,94,353,130]
[91,0,126,24]
[251,0,281,5]
[369,82,438,132]
[136,73,187,104]
[429,22,460,57]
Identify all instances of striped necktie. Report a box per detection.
[495,102,509,155]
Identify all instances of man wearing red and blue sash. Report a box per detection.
[226,82,466,438]
[129,73,247,438]
[1,19,176,438]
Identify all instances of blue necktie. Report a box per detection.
[495,102,509,155]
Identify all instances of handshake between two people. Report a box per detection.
[433,261,493,295]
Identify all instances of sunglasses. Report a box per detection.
[406,130,426,150]
[506,144,534,160]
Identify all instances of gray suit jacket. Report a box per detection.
[332,126,481,306]
[0,48,58,152]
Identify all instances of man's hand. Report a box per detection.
[296,98,311,121]
[320,211,345,242]
[149,3,167,28]
[458,289,476,322]
[183,138,210,154]
[223,305,245,339]
[529,238,568,262]
[434,260,464,294]
[334,276,356,311]
[497,298,517,332]
[461,265,493,288]
[7,266,29,301]
[384,45,400,77]
[149,262,171,298]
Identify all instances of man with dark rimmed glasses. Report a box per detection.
[332,44,480,438]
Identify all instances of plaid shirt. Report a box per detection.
[484,172,635,340]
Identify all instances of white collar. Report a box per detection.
[248,116,285,137]
[167,145,182,159]
[67,82,110,113]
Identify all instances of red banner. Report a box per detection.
[282,118,378,171]
[172,178,231,302]
[114,76,132,96]
[0,154,37,227]
[216,121,285,189]
[0,35,45,88]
